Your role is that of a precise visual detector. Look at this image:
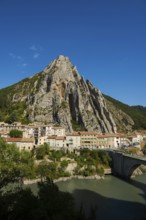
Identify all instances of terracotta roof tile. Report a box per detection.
[79,131,97,135]
[5,138,34,143]
[56,136,66,140]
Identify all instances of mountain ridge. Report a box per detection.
[0,55,146,132]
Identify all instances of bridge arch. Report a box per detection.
[127,163,142,178]
[108,150,146,179]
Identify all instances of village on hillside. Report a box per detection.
[0,122,146,151]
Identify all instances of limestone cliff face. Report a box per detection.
[24,55,117,132]
[6,55,134,133]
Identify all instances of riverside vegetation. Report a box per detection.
[0,138,111,220]
[1,138,146,219]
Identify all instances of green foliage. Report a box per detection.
[0,113,5,122]
[43,143,50,153]
[37,161,58,180]
[0,138,35,189]
[132,105,146,117]
[19,150,35,179]
[72,149,111,177]
[96,166,104,176]
[0,139,104,220]
[29,71,44,94]
[61,100,68,109]
[35,143,50,160]
[93,150,111,167]
[0,72,44,124]
[49,149,66,162]
[60,160,69,170]
[71,119,84,131]
[4,101,30,124]
[5,112,18,124]
[0,84,16,110]
[80,149,111,166]
[80,166,96,177]
[9,129,23,138]
[104,94,146,130]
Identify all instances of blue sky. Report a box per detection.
[0,0,146,106]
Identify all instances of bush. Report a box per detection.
[9,129,23,138]
[96,167,104,176]
[35,143,50,160]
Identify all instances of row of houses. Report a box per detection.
[0,122,65,138]
[0,122,146,151]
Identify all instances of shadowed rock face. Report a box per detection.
[7,55,134,133]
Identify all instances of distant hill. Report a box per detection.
[0,55,146,133]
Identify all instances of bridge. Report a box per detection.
[108,150,146,179]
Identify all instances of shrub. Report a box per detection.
[9,129,23,138]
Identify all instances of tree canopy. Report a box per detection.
[0,139,95,220]
[9,129,23,138]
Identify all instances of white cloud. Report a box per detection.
[9,53,23,61]
[22,63,28,67]
[9,52,16,59]
[30,44,43,59]
[17,56,23,61]
[30,45,37,51]
[33,53,40,59]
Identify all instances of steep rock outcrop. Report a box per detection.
[0,55,136,133]
[26,55,117,132]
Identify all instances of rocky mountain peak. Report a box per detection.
[23,56,118,133]
[43,55,81,84]
[1,55,135,133]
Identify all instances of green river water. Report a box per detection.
[56,173,146,220]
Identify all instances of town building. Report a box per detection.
[5,138,35,151]
[96,133,131,148]
[1,121,146,151]
[47,135,57,148]
[47,135,66,150]
[55,136,66,149]
[0,131,9,138]
[66,133,80,151]
[79,131,97,149]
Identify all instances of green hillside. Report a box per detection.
[0,71,43,124]
[104,95,146,130]
[0,78,30,124]
[132,105,146,117]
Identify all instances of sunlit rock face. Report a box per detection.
[25,55,117,132]
[9,55,134,133]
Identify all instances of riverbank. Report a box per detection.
[23,167,112,185]
[23,174,105,185]
[54,174,104,183]
[131,165,146,178]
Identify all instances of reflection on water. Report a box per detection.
[57,174,146,220]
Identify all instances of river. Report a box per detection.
[56,173,146,220]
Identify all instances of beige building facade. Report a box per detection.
[5,138,35,151]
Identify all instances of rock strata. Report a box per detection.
[4,55,135,133]
[26,55,117,132]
